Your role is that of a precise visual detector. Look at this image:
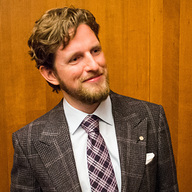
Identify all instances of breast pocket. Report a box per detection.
[139,153,157,192]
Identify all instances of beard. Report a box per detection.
[58,72,110,105]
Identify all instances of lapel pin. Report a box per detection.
[137,136,144,143]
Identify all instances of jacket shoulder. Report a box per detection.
[110,91,164,121]
[13,99,64,140]
[110,91,162,109]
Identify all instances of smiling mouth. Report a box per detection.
[83,74,103,83]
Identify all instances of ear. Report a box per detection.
[39,66,60,85]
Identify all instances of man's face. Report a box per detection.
[54,24,109,105]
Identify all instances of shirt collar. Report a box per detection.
[63,96,113,135]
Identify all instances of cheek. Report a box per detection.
[56,61,83,77]
[64,66,84,81]
[97,53,106,67]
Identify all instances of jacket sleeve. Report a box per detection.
[157,106,179,191]
[11,132,42,192]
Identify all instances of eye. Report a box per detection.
[69,55,82,65]
[91,46,102,56]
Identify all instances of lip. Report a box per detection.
[83,74,103,83]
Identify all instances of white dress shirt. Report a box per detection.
[63,96,121,191]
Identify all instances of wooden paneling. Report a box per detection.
[0,0,12,191]
[150,0,180,161]
[0,0,191,191]
[104,0,150,101]
[178,0,192,190]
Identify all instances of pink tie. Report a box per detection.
[81,115,119,192]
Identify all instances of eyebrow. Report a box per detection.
[68,43,102,57]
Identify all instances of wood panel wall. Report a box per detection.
[0,0,191,191]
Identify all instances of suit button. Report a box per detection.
[139,136,144,141]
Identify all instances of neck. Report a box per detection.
[63,93,100,114]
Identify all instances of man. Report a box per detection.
[11,7,179,192]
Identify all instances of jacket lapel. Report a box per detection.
[33,100,82,192]
[111,93,148,192]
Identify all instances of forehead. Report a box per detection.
[58,24,100,53]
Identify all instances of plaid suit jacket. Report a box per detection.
[11,91,179,192]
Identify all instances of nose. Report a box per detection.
[84,53,99,71]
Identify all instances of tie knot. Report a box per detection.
[81,115,99,133]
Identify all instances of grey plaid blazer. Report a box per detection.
[11,91,179,192]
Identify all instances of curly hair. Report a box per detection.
[28,7,100,92]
